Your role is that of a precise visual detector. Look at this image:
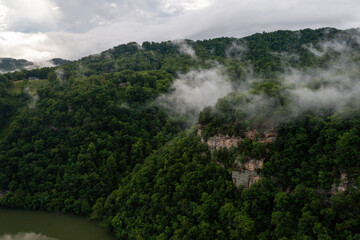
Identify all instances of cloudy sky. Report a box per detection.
[0,0,359,61]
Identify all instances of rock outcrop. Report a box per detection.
[244,129,278,143]
[197,124,241,151]
[197,124,278,189]
[232,159,264,188]
[330,172,350,195]
[206,134,241,151]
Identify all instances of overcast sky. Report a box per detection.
[0,0,359,61]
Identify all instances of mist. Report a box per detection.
[55,68,65,83]
[172,40,197,59]
[284,65,360,115]
[24,86,39,109]
[159,32,360,127]
[157,64,233,122]
[0,232,57,240]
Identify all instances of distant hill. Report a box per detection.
[0,57,69,73]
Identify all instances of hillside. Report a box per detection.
[1,27,360,239]
[0,58,69,73]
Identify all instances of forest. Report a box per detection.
[1,27,360,239]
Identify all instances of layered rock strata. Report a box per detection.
[197,124,278,189]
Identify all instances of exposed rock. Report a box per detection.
[243,159,264,171]
[338,172,349,193]
[197,124,278,189]
[264,129,279,143]
[232,158,264,188]
[197,124,242,151]
[244,129,278,144]
[244,130,260,140]
[48,125,58,131]
[330,172,349,195]
[206,134,241,151]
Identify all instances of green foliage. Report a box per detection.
[1,27,360,240]
[0,68,183,215]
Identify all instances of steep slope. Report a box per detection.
[1,27,360,239]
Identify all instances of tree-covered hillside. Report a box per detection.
[1,27,360,239]
[0,58,69,74]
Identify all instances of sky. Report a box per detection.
[0,0,360,62]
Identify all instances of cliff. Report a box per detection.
[197,124,278,189]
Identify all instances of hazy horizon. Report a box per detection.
[1,0,360,61]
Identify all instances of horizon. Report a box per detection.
[1,0,360,62]
[1,26,358,63]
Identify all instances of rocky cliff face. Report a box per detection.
[197,125,278,151]
[206,134,241,151]
[198,124,352,194]
[197,125,241,151]
[330,172,350,195]
[232,159,264,188]
[197,124,278,189]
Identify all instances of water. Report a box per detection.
[0,209,115,240]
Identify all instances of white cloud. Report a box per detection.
[0,232,57,240]
[0,0,62,31]
[157,64,233,121]
[1,0,360,61]
[162,0,211,13]
[0,4,8,31]
[172,40,197,58]
[0,31,57,61]
[104,3,117,8]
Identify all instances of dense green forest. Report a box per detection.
[1,27,360,239]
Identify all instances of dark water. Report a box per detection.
[0,209,115,240]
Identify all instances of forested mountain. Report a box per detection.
[0,58,69,73]
[1,27,360,239]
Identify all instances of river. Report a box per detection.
[0,209,115,240]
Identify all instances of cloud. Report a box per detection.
[0,0,62,32]
[0,31,57,61]
[284,62,360,115]
[0,232,57,240]
[172,40,197,58]
[1,0,360,61]
[0,4,8,31]
[303,39,351,57]
[174,35,360,128]
[157,63,233,122]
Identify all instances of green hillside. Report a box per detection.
[1,27,360,239]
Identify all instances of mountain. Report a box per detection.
[1,27,360,239]
[0,57,70,73]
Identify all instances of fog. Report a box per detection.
[157,64,233,122]
[158,31,360,125]
[0,232,57,240]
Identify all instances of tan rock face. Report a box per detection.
[338,173,348,193]
[243,159,264,172]
[330,172,349,195]
[232,158,264,188]
[244,129,278,143]
[248,175,261,187]
[244,130,260,140]
[197,125,242,151]
[206,134,241,151]
[264,130,279,143]
[197,124,278,189]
